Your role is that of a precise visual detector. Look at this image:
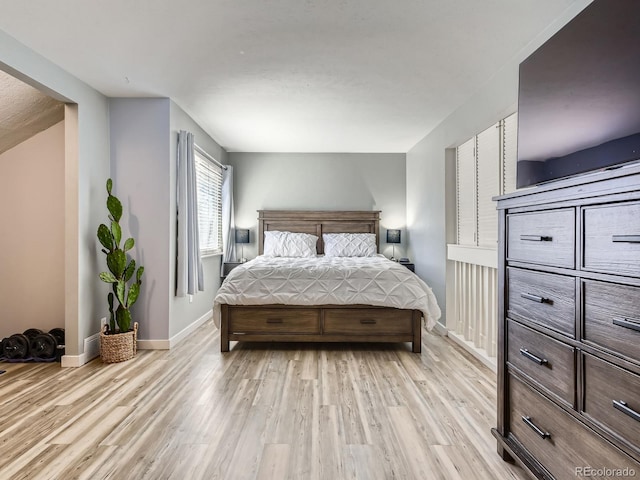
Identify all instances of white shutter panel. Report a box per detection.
[476,122,500,248]
[457,138,476,245]
[502,112,518,194]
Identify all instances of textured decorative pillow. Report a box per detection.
[323,233,377,257]
[263,231,318,257]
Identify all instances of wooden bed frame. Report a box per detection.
[220,210,422,353]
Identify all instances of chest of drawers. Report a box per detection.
[493,165,640,480]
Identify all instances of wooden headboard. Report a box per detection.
[258,210,381,255]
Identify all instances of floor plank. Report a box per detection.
[0,320,527,480]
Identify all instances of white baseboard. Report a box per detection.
[433,321,448,336]
[169,309,212,348]
[61,332,100,367]
[137,309,213,350]
[61,351,97,368]
[447,330,497,373]
[62,310,213,364]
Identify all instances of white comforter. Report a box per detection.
[213,255,441,330]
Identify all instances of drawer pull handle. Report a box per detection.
[521,293,546,303]
[266,319,283,324]
[613,400,640,422]
[613,317,640,332]
[519,348,548,365]
[612,235,640,243]
[360,319,377,325]
[522,416,551,439]
[520,235,552,242]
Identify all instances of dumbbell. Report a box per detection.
[29,334,57,360]
[1,328,66,361]
[23,328,44,339]
[2,334,30,359]
[48,328,65,347]
[30,328,65,360]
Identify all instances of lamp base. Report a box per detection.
[238,245,246,263]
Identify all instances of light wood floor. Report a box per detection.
[0,322,527,480]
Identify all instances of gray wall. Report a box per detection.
[109,99,229,341]
[0,0,592,352]
[229,152,406,260]
[0,30,110,357]
[169,101,228,338]
[405,0,592,326]
[109,98,171,341]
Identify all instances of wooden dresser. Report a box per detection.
[493,165,640,480]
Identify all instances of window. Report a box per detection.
[194,150,223,256]
[456,112,518,248]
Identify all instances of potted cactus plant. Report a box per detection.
[97,178,144,363]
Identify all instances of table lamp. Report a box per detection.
[386,229,401,261]
[235,229,250,263]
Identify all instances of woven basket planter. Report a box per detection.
[100,322,138,363]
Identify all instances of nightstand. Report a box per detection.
[222,262,242,277]
[399,261,415,272]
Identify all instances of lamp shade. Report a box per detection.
[235,229,250,244]
[386,229,401,244]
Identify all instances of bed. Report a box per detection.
[213,210,440,353]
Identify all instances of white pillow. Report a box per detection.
[263,231,318,257]
[323,233,377,257]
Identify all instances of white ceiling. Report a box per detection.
[0,0,580,152]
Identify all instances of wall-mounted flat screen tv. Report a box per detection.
[516,0,640,189]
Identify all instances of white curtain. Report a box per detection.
[221,165,236,276]
[176,130,204,296]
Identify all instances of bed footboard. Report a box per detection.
[220,304,421,353]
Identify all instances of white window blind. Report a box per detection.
[476,122,500,247]
[194,151,223,256]
[502,112,518,195]
[457,137,476,245]
[455,112,519,248]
